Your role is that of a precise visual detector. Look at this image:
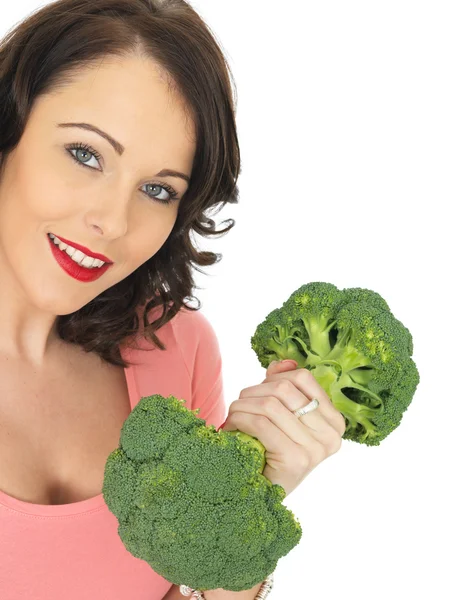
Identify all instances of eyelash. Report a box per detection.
[64,142,180,205]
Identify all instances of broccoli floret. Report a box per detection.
[102,394,302,592]
[251,281,420,446]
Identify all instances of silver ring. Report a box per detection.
[293,397,320,418]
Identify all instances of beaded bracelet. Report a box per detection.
[180,571,275,599]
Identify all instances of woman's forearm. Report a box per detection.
[203,580,264,600]
[162,579,265,600]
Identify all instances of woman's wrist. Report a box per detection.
[202,580,265,599]
[181,572,274,600]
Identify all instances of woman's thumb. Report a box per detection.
[266,359,298,377]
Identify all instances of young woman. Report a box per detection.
[0,2,345,599]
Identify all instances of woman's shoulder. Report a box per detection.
[171,306,217,341]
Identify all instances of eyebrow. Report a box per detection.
[57,122,191,184]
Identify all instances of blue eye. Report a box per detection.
[65,142,180,205]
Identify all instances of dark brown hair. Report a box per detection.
[0,0,240,367]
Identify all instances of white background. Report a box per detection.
[189,2,449,599]
[2,2,449,599]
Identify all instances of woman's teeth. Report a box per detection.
[48,234,105,269]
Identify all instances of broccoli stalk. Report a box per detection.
[284,322,383,440]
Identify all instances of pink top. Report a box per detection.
[0,307,228,600]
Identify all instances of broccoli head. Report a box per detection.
[251,281,420,446]
[102,393,302,592]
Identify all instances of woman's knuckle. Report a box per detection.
[268,396,286,416]
[295,368,314,383]
[295,449,311,469]
[326,434,342,454]
[274,379,291,396]
[260,395,276,411]
[312,442,327,462]
[228,399,239,411]
[255,414,269,427]
[329,412,346,437]
[239,388,249,399]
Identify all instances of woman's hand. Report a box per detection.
[221,360,346,497]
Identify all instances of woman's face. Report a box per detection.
[0,55,196,318]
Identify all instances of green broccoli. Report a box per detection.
[102,393,302,592]
[251,281,420,446]
[103,281,420,592]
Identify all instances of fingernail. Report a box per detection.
[269,359,297,367]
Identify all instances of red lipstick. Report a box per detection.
[48,233,113,283]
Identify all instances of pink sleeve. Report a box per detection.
[175,308,228,431]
